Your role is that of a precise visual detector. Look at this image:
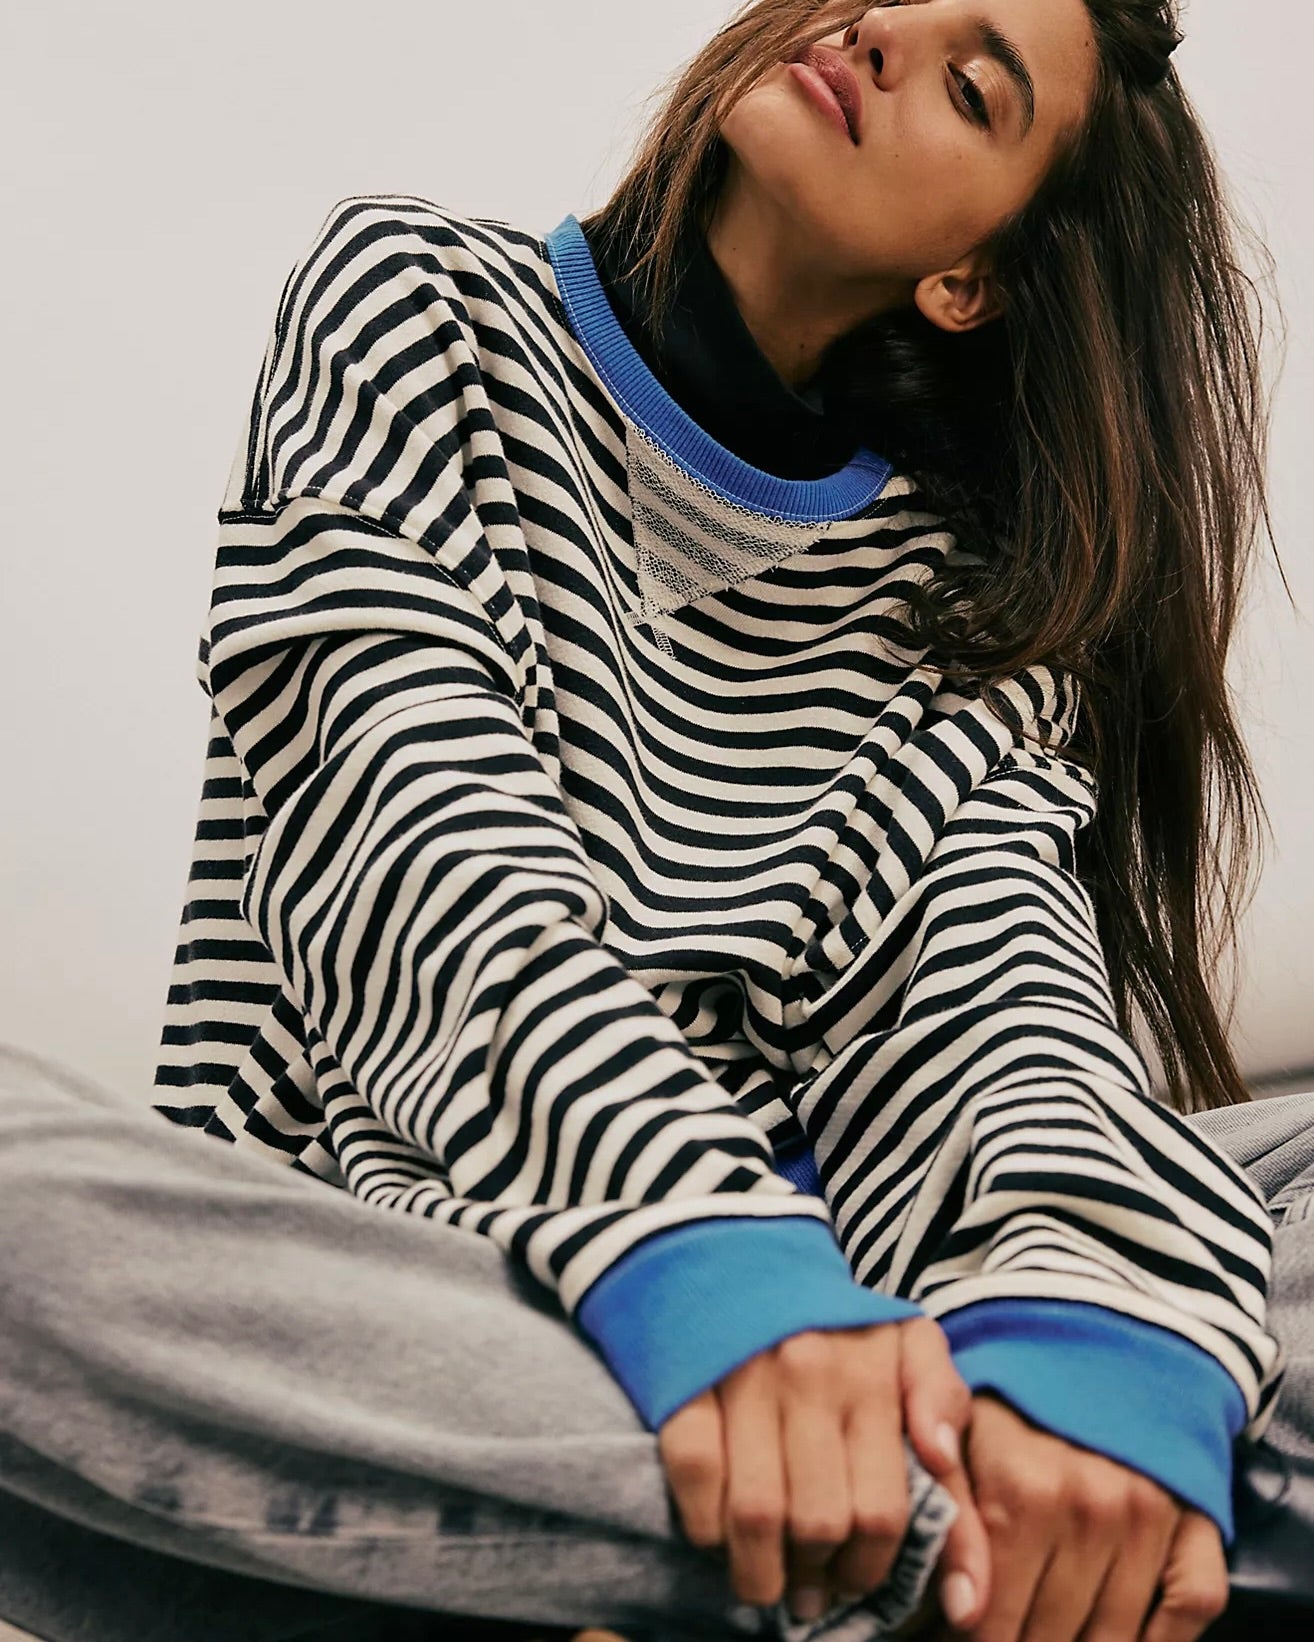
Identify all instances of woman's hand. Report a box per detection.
[956,1393,1229,1642]
[657,1316,991,1627]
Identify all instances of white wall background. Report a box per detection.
[2,1,1310,1103]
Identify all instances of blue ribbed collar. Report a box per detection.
[543,213,893,523]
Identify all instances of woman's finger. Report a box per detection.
[720,1353,789,1608]
[1076,1483,1178,1641]
[1141,1510,1231,1642]
[965,1404,1055,1642]
[777,1333,853,1618]
[898,1317,973,1483]
[896,1319,989,1631]
[826,1329,909,1600]
[1016,1513,1118,1642]
[974,1528,1052,1642]
[657,1388,726,1548]
[926,1446,991,1634]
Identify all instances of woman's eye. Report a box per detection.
[953,68,990,127]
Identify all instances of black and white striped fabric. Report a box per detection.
[153,195,1281,1529]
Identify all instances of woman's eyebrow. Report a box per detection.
[974,17,1037,136]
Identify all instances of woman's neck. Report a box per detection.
[704,161,908,390]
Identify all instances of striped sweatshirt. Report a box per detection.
[154,193,1283,1539]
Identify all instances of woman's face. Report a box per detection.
[717,0,1099,298]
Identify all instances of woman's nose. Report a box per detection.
[845,4,918,90]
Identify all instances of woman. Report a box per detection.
[0,2,1292,1641]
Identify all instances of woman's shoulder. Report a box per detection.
[270,192,569,388]
[288,192,552,318]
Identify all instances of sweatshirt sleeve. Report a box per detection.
[781,672,1284,1541]
[201,194,918,1431]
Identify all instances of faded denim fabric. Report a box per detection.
[0,1046,952,1642]
[1191,1089,1314,1465]
[4,1041,1311,1642]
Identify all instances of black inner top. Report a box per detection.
[579,216,863,481]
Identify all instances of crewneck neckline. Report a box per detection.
[544,213,893,524]
[579,208,861,480]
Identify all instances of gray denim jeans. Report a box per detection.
[0,1046,957,1642]
[2,1048,1312,1642]
[1190,1090,1314,1463]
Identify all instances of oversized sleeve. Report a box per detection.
[783,675,1284,1541]
[201,195,918,1431]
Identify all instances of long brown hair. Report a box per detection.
[579,0,1290,1112]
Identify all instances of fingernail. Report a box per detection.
[789,1587,827,1622]
[936,1421,960,1466]
[942,1571,976,1628]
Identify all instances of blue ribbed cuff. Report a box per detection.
[576,1216,920,1430]
[940,1299,1247,1541]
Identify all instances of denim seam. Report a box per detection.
[204,1525,634,1546]
[1274,1190,1314,1226]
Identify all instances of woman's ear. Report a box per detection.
[913,262,1005,332]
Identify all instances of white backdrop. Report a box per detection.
[2,1,1310,1103]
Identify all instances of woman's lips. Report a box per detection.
[786,59,858,145]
